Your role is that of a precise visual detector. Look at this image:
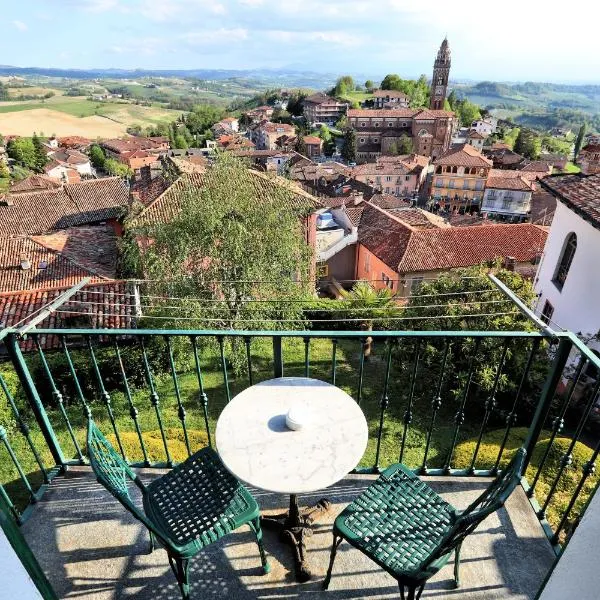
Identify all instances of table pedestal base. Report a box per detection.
[261,493,332,582]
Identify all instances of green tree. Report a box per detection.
[334,75,355,97]
[185,104,226,135]
[0,133,4,147]
[388,142,399,156]
[514,128,540,159]
[7,137,37,170]
[0,161,9,179]
[574,124,587,159]
[32,133,48,172]
[397,134,413,154]
[0,83,8,101]
[173,134,188,149]
[365,80,375,92]
[447,90,458,110]
[341,128,357,163]
[295,135,308,156]
[104,158,133,178]
[286,92,307,117]
[89,144,106,170]
[381,74,405,91]
[131,153,313,370]
[456,99,482,126]
[336,114,348,130]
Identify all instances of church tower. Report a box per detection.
[430,37,451,110]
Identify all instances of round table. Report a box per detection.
[216,376,368,581]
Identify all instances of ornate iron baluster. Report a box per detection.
[493,338,541,474]
[304,337,310,378]
[33,337,80,463]
[140,337,172,467]
[399,341,420,464]
[553,435,600,544]
[0,426,36,503]
[529,354,587,495]
[540,376,600,519]
[356,338,366,406]
[0,372,48,482]
[374,339,393,471]
[60,337,91,421]
[469,338,510,473]
[191,336,212,448]
[113,340,149,466]
[421,339,450,474]
[217,336,231,403]
[331,339,338,386]
[444,338,481,473]
[86,337,125,459]
[0,480,20,523]
[244,336,253,386]
[165,336,191,457]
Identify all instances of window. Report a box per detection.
[541,300,554,325]
[553,233,577,290]
[361,122,366,127]
[388,122,394,127]
[405,175,410,181]
[360,138,365,143]
[386,176,392,182]
[364,251,371,273]
[374,122,380,127]
[410,276,424,292]
[316,263,329,278]
[502,198,511,210]
[382,273,394,290]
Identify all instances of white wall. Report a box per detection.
[482,189,532,216]
[0,529,43,600]
[538,488,600,600]
[535,201,600,338]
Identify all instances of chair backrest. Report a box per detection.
[87,418,167,545]
[428,448,526,564]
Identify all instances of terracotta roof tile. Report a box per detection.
[541,173,600,229]
[131,170,322,228]
[486,175,535,191]
[369,194,412,210]
[0,281,136,350]
[373,90,410,99]
[358,203,546,273]
[434,144,493,168]
[9,175,62,194]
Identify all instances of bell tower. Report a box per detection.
[430,37,451,110]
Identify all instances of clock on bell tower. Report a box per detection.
[430,38,451,110]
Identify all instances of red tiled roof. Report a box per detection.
[101,137,162,154]
[520,161,553,174]
[358,203,546,273]
[486,175,535,191]
[0,178,128,235]
[373,89,410,99]
[348,108,418,118]
[58,136,92,148]
[581,144,600,153]
[369,194,412,210]
[130,171,322,228]
[434,144,493,168]
[303,136,322,145]
[0,281,136,350]
[344,205,365,227]
[9,176,62,194]
[467,130,487,139]
[541,173,600,229]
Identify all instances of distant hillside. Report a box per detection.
[455,80,600,132]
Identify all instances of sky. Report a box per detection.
[3,0,599,82]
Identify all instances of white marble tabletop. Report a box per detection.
[215,377,369,495]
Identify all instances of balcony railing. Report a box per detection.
[1,325,600,596]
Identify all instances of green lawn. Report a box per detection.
[338,90,373,105]
[561,161,581,173]
[0,337,595,541]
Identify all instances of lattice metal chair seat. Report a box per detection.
[87,418,269,599]
[324,449,526,600]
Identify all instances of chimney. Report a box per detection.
[140,165,152,186]
[130,191,141,204]
[503,256,516,272]
[20,254,31,270]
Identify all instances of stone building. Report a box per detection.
[348,108,455,161]
[578,144,600,175]
[430,38,451,110]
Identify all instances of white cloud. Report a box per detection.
[238,0,264,6]
[13,20,28,31]
[265,29,363,47]
[181,28,249,46]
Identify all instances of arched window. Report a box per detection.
[553,233,577,289]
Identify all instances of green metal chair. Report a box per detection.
[86,418,270,599]
[323,448,526,600]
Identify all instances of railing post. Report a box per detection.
[273,336,283,378]
[4,334,66,468]
[523,336,573,474]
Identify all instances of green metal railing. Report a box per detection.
[1,326,600,558]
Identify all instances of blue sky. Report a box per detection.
[4,0,598,82]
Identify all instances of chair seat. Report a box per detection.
[143,447,259,556]
[334,464,457,579]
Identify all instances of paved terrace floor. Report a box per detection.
[22,467,555,600]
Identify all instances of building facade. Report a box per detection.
[249,121,295,150]
[373,89,410,109]
[481,172,535,221]
[535,174,600,343]
[430,38,451,110]
[578,144,600,175]
[431,144,492,211]
[352,154,429,197]
[348,108,455,162]
[303,93,348,126]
